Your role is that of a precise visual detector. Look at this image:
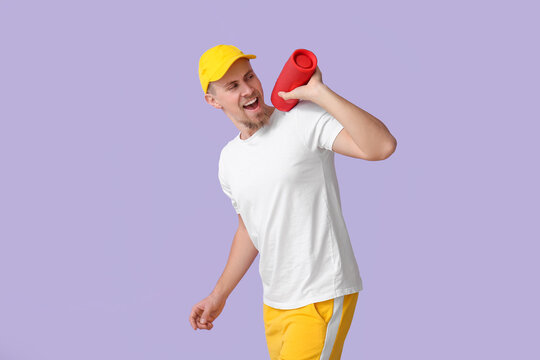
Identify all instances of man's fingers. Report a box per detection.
[279,87,302,101]
[190,315,212,331]
[189,315,197,330]
[278,91,292,100]
[200,306,214,324]
[189,314,199,330]
[190,307,203,330]
[190,298,220,331]
[196,319,213,330]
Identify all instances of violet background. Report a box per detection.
[1,0,538,359]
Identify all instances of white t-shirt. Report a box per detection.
[218,100,363,309]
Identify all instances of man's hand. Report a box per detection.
[278,66,326,102]
[189,293,227,331]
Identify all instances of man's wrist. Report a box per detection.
[210,287,229,301]
[310,83,331,105]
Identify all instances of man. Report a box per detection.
[189,44,397,359]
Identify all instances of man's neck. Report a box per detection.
[238,106,275,140]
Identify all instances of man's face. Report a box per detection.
[205,58,272,131]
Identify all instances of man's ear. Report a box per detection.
[204,93,223,109]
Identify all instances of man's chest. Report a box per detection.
[226,140,321,204]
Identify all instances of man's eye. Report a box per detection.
[228,84,237,90]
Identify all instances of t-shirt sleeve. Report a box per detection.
[294,100,344,152]
[218,152,241,214]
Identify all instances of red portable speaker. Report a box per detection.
[271,49,317,112]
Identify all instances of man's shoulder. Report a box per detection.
[290,100,326,120]
[293,100,322,112]
[289,101,329,128]
[219,138,238,162]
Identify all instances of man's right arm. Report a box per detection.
[211,214,258,299]
[189,214,258,330]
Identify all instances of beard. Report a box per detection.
[238,105,273,131]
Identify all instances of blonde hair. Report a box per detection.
[207,82,216,95]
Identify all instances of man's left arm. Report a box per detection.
[278,66,397,161]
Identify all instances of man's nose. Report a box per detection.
[239,81,255,97]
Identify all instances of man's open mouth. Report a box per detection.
[243,97,259,111]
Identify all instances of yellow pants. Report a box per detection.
[263,292,359,360]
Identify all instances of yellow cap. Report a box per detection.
[199,45,256,94]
